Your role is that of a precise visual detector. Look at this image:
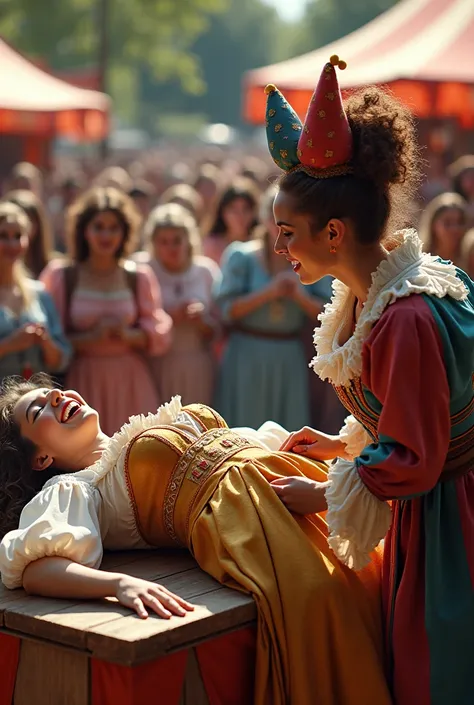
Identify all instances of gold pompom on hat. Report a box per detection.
[264,55,353,179]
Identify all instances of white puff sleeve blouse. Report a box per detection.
[0,477,104,590]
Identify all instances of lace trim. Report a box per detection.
[325,458,392,570]
[310,229,468,387]
[338,415,372,461]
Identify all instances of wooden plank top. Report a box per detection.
[0,550,257,665]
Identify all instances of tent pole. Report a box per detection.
[98,0,110,160]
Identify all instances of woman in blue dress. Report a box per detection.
[0,203,71,383]
[214,186,330,430]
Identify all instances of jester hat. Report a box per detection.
[265,55,353,178]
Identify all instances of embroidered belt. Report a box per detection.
[334,377,474,483]
[333,380,378,440]
[162,428,261,545]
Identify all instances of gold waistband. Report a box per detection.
[163,428,262,545]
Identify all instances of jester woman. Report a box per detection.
[264,55,474,705]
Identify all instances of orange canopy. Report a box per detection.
[0,37,110,140]
[244,0,474,127]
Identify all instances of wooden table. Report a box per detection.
[0,550,258,705]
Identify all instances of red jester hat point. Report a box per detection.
[297,55,353,173]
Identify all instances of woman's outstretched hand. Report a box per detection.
[22,557,195,621]
[279,426,345,461]
[115,575,195,620]
[271,476,328,515]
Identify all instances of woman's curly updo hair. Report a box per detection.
[278,87,422,244]
[66,186,142,262]
[0,374,57,539]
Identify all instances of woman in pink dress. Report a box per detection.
[41,187,172,435]
[135,203,220,405]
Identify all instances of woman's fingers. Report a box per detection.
[279,427,314,452]
[154,591,185,617]
[131,596,149,619]
[142,592,174,619]
[149,586,195,617]
[270,481,290,504]
[270,477,290,487]
[292,444,309,454]
[271,484,288,496]
[279,432,303,452]
[159,586,195,612]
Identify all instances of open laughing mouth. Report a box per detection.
[60,400,82,423]
[288,259,301,272]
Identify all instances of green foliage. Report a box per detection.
[140,0,282,131]
[0,0,227,121]
[190,0,282,125]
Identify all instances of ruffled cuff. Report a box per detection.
[339,415,372,460]
[325,458,392,570]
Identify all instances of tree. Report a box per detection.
[139,0,283,131]
[0,0,227,122]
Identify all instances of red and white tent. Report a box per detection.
[244,0,474,126]
[0,37,110,140]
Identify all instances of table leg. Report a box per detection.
[13,640,89,705]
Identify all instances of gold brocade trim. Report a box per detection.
[289,163,353,179]
[334,379,379,440]
[162,428,260,544]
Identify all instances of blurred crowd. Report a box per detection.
[0,147,473,437]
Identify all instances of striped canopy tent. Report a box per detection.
[244,0,474,128]
[0,37,110,141]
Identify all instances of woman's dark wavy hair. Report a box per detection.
[65,186,141,263]
[0,373,57,539]
[278,87,422,245]
[208,179,259,238]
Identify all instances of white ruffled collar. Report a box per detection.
[310,229,468,387]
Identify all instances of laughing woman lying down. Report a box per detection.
[0,374,390,705]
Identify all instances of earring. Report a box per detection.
[330,245,337,254]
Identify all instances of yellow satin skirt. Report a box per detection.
[189,449,391,705]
